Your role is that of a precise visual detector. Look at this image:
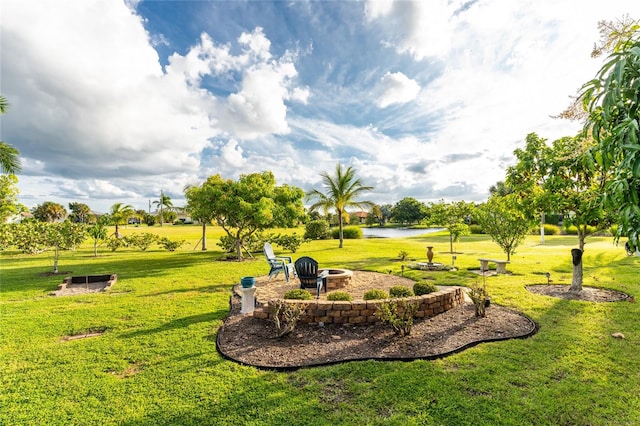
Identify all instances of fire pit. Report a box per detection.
[318,268,353,290]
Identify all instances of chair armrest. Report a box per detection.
[319,270,330,278]
[276,256,293,263]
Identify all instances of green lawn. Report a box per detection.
[1,225,639,425]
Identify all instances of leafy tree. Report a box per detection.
[153,191,173,226]
[306,164,373,248]
[475,195,535,261]
[68,202,93,224]
[379,204,393,225]
[579,21,640,249]
[428,200,474,253]
[195,172,305,259]
[109,202,135,237]
[366,205,383,227]
[0,174,22,222]
[506,133,609,291]
[391,197,427,224]
[86,216,109,257]
[488,181,513,197]
[185,182,218,250]
[4,221,86,272]
[31,202,67,223]
[0,95,22,175]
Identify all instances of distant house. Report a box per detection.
[352,211,368,224]
[5,211,33,224]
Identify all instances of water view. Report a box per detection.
[361,227,443,238]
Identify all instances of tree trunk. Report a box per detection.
[201,223,207,250]
[338,209,344,248]
[53,246,59,274]
[540,212,545,245]
[569,248,583,292]
[235,238,242,260]
[449,233,454,254]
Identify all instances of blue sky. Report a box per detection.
[3,0,640,213]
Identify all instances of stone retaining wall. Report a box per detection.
[253,287,464,325]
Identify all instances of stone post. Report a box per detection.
[240,286,257,314]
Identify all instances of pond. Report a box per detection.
[360,227,443,238]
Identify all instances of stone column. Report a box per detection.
[240,287,257,314]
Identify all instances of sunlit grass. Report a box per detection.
[1,225,639,425]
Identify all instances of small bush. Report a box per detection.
[327,291,352,301]
[270,300,308,338]
[363,289,388,300]
[398,250,409,261]
[331,226,363,239]
[159,237,185,252]
[414,282,438,296]
[124,233,158,251]
[284,289,313,300]
[468,282,489,317]
[107,237,126,252]
[469,224,484,234]
[389,285,414,298]
[543,224,559,235]
[304,220,332,240]
[376,300,419,336]
[271,233,307,253]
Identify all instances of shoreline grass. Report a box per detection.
[1,225,639,425]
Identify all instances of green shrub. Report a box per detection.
[468,282,489,317]
[397,250,409,261]
[414,281,437,296]
[469,224,484,234]
[331,226,363,239]
[124,233,158,251]
[304,219,332,240]
[389,285,414,298]
[270,300,308,338]
[376,300,419,336]
[543,224,559,235]
[271,233,307,253]
[284,289,313,300]
[363,289,388,300]
[327,291,352,301]
[159,237,185,252]
[107,236,126,252]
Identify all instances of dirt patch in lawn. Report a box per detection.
[526,285,632,302]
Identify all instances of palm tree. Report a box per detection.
[306,164,374,248]
[109,202,134,237]
[152,190,173,226]
[0,95,22,175]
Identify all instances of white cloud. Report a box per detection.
[376,71,421,107]
[220,139,245,167]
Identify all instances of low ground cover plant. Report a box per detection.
[363,289,389,300]
[413,281,438,295]
[389,285,413,298]
[327,291,352,301]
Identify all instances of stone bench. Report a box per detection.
[478,258,509,274]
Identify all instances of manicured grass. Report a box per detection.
[1,225,639,425]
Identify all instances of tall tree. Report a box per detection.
[0,95,22,175]
[306,164,373,248]
[488,181,513,197]
[194,172,305,259]
[0,174,22,223]
[429,200,475,254]
[68,202,93,224]
[506,133,609,291]
[428,200,474,254]
[391,197,427,224]
[184,182,216,250]
[475,195,535,261]
[109,202,134,237]
[31,202,67,223]
[579,20,640,250]
[153,191,172,227]
[505,132,552,244]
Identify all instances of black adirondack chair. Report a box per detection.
[294,256,328,298]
